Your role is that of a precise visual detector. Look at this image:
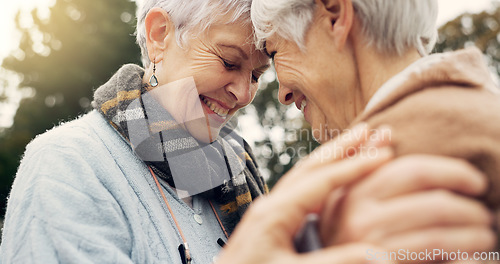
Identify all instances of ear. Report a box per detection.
[318,0,354,50]
[144,7,174,63]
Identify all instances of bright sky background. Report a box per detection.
[0,0,498,128]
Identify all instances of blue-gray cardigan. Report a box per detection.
[1,110,226,263]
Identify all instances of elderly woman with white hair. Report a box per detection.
[251,0,499,257]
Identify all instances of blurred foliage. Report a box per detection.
[434,2,500,78]
[0,0,140,217]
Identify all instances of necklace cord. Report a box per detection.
[149,167,191,263]
[209,200,229,239]
[149,166,229,262]
[149,167,188,242]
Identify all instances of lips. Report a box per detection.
[199,95,230,119]
[300,99,307,113]
[294,96,311,123]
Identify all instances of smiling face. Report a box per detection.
[147,11,270,142]
[264,6,363,143]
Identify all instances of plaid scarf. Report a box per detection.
[92,64,268,235]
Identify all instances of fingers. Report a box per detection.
[279,147,394,214]
[275,123,393,189]
[274,123,369,189]
[319,187,347,243]
[321,154,492,251]
[348,155,487,200]
[298,232,495,264]
[375,190,491,237]
[222,124,395,264]
[381,226,496,263]
[447,261,493,264]
[299,243,397,264]
[279,123,392,190]
[253,147,393,239]
[228,125,395,263]
[337,190,492,243]
[295,123,370,170]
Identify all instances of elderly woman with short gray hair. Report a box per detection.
[251,0,499,258]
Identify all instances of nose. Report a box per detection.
[226,72,253,105]
[278,84,294,105]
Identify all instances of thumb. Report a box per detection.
[299,243,397,264]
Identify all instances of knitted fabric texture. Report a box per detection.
[92,64,268,235]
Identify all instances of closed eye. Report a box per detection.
[252,74,259,83]
[263,41,276,60]
[222,59,238,70]
[223,59,258,83]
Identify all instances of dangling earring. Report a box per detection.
[149,58,159,87]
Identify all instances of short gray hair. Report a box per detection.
[251,0,438,56]
[136,0,252,67]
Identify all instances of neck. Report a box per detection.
[353,45,422,110]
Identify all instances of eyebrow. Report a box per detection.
[217,44,249,60]
[263,41,271,58]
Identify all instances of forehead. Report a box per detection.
[202,10,252,38]
[206,22,270,65]
[206,22,254,46]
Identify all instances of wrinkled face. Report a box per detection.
[155,19,269,142]
[264,14,358,143]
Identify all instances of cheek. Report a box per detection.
[249,85,258,101]
[303,73,327,98]
[193,67,229,94]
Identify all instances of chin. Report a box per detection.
[186,116,228,143]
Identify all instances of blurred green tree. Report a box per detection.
[0,0,140,217]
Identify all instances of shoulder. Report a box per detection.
[21,110,133,170]
[385,85,500,122]
[25,110,116,155]
[1,112,136,262]
[6,111,137,228]
[363,85,500,157]
[13,111,133,204]
[365,85,500,133]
